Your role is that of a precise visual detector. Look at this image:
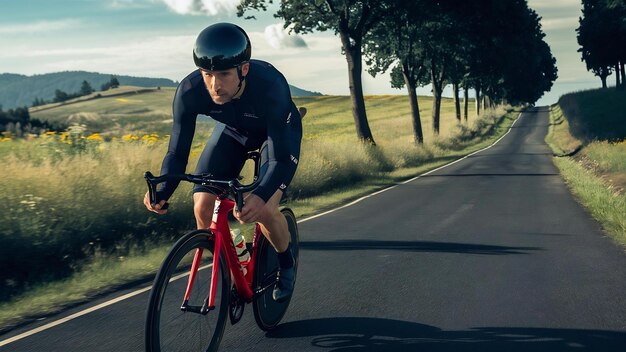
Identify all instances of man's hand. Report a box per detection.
[234,194,266,224]
[143,191,168,214]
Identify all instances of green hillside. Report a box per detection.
[29,86,469,142]
[0,71,178,109]
[30,86,184,136]
[1,71,322,110]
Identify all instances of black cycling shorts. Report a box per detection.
[192,123,298,197]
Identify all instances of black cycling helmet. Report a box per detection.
[193,23,251,71]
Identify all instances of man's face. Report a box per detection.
[201,63,249,105]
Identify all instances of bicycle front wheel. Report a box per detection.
[253,208,300,331]
[145,230,229,352]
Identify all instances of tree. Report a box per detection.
[54,89,70,103]
[101,76,121,91]
[577,0,619,88]
[462,0,556,107]
[238,0,389,144]
[110,76,120,88]
[80,80,94,96]
[32,97,47,107]
[364,0,430,143]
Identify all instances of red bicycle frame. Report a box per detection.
[182,197,261,311]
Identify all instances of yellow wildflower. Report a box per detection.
[122,134,139,141]
[86,133,104,142]
[141,134,159,143]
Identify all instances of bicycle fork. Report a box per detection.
[180,233,223,315]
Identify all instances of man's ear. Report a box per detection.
[241,62,250,77]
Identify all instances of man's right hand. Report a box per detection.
[144,191,168,214]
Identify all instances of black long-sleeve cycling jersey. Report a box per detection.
[157,59,302,203]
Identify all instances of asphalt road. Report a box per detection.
[2,108,626,351]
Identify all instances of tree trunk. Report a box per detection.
[339,31,376,145]
[483,95,489,112]
[453,82,461,123]
[431,64,444,135]
[616,63,621,87]
[475,85,481,116]
[402,64,423,144]
[463,85,469,122]
[601,74,608,88]
[621,61,625,87]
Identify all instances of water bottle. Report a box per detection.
[230,229,250,275]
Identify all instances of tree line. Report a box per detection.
[31,76,120,107]
[238,0,558,144]
[577,0,626,88]
[1,76,120,136]
[0,105,67,136]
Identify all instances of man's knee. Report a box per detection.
[256,190,284,225]
[193,192,217,219]
[257,205,282,225]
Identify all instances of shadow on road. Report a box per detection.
[299,240,540,255]
[268,317,626,351]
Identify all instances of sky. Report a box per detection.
[0,0,610,106]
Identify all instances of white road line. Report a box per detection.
[0,112,524,347]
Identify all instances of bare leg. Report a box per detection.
[256,190,290,252]
[193,192,217,229]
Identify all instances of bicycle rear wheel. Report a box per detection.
[252,208,300,331]
[145,230,229,352]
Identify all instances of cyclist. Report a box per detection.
[143,22,302,302]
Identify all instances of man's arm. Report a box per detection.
[156,81,197,202]
[251,77,297,203]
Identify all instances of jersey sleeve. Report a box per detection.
[252,76,296,203]
[156,81,197,202]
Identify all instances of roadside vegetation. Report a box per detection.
[0,91,516,330]
[546,87,626,249]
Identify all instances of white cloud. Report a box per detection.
[264,23,308,50]
[0,19,82,34]
[161,0,240,16]
[4,35,196,80]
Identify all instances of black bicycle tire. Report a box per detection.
[252,208,299,331]
[145,230,230,352]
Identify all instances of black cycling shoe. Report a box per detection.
[272,266,295,303]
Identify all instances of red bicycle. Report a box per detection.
[143,151,299,352]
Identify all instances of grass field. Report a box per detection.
[0,87,516,330]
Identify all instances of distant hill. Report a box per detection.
[0,71,322,109]
[0,72,178,110]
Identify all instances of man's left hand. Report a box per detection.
[234,194,266,223]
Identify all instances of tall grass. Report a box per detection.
[583,140,626,173]
[553,157,626,247]
[0,137,196,301]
